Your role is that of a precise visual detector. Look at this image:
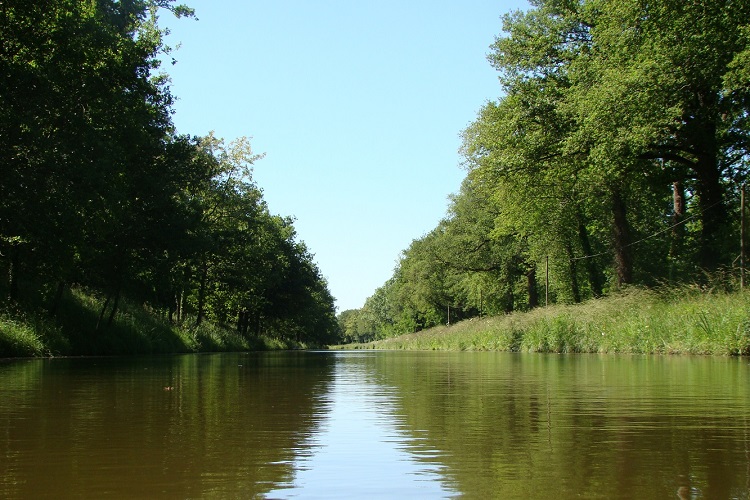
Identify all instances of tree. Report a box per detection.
[358,0,750,339]
[464,0,750,290]
[0,2,341,349]
[565,0,750,270]
[0,0,192,308]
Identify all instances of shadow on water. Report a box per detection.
[0,353,336,498]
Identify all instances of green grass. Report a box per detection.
[0,302,69,357]
[6,285,749,358]
[0,286,297,358]
[335,287,750,356]
[0,313,48,357]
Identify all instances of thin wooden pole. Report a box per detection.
[545,255,549,307]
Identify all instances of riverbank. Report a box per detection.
[335,287,750,355]
[0,287,298,357]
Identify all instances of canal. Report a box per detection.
[1,351,748,498]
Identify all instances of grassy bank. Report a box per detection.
[0,287,298,358]
[335,287,750,355]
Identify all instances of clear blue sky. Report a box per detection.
[161,1,528,312]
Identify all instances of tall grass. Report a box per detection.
[0,286,292,357]
[337,287,750,356]
[0,313,47,357]
[0,304,69,357]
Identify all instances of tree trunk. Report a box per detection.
[577,219,603,297]
[107,288,120,327]
[179,289,185,322]
[673,180,686,223]
[254,312,262,336]
[237,309,250,336]
[611,188,633,286]
[669,180,686,280]
[688,92,725,271]
[694,146,725,271]
[48,281,67,317]
[504,285,514,313]
[526,265,539,309]
[196,258,208,325]
[172,289,183,324]
[169,296,176,324]
[565,243,582,303]
[97,295,111,331]
[177,263,190,323]
[8,245,19,301]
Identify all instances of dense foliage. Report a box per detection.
[340,0,750,343]
[0,0,339,351]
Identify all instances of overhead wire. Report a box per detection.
[569,198,726,262]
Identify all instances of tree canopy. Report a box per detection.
[339,0,750,343]
[0,0,339,347]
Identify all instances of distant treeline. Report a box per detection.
[339,0,750,343]
[0,1,339,347]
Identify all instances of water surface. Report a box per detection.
[1,351,748,498]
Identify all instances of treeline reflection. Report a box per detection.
[370,352,750,499]
[0,353,335,498]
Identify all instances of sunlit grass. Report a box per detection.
[0,306,69,357]
[0,313,45,357]
[0,286,294,357]
[336,287,750,356]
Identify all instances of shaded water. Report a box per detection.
[0,351,748,498]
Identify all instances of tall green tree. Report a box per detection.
[1,1,341,348]
[465,0,750,288]
[568,0,750,270]
[350,0,750,343]
[0,0,192,306]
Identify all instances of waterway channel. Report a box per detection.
[1,351,748,498]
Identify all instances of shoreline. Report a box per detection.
[334,288,750,356]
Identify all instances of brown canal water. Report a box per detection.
[0,351,748,499]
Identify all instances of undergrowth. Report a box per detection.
[336,286,750,356]
[0,286,298,357]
